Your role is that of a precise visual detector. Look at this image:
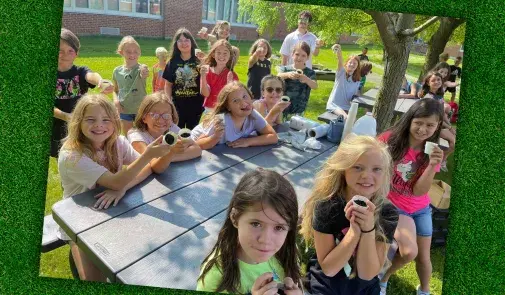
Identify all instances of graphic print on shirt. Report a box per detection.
[174,64,198,96]
[55,75,82,100]
[391,159,420,196]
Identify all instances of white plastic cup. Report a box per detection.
[162,131,178,146]
[351,195,368,208]
[178,128,192,142]
[424,141,437,155]
[281,96,290,102]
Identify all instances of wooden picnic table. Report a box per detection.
[318,88,418,123]
[52,124,337,290]
[314,69,336,82]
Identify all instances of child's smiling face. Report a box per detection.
[58,40,78,71]
[214,45,231,67]
[227,87,253,117]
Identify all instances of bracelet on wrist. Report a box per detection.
[361,225,375,234]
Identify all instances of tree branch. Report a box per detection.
[365,10,398,54]
[401,16,440,36]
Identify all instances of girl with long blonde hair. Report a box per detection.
[300,135,399,295]
[58,93,171,282]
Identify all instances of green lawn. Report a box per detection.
[41,36,451,294]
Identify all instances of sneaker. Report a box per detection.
[379,282,388,295]
[440,160,448,172]
[416,285,430,295]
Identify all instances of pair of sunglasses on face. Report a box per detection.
[264,87,283,94]
[298,18,310,24]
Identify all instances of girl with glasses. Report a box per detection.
[162,28,204,130]
[247,39,272,100]
[127,92,202,172]
[253,75,290,127]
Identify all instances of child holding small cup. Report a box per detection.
[377,98,444,295]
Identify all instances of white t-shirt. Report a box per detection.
[190,110,268,144]
[127,125,180,145]
[280,30,318,69]
[57,136,139,240]
[326,68,361,111]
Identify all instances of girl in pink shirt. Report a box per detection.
[377,98,444,295]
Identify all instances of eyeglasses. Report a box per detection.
[177,39,191,44]
[298,18,310,24]
[149,112,172,120]
[265,87,283,94]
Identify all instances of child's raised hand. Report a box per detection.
[227,71,234,84]
[273,100,291,113]
[200,65,210,76]
[145,135,173,158]
[139,64,149,79]
[331,44,341,54]
[298,74,309,84]
[283,277,303,295]
[94,188,126,210]
[99,79,114,95]
[429,145,444,167]
[168,138,185,155]
[350,199,376,233]
[251,272,280,295]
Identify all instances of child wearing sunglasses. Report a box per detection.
[253,75,290,126]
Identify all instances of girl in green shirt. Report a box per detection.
[197,168,303,295]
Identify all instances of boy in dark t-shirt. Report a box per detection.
[52,29,113,158]
[446,56,462,101]
[307,196,398,295]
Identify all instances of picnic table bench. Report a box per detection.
[52,124,338,290]
[318,88,418,123]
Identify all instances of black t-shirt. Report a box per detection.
[162,55,202,101]
[247,59,271,100]
[307,196,398,295]
[358,54,369,61]
[52,65,95,157]
[448,65,462,82]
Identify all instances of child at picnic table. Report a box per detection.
[112,36,150,134]
[277,41,318,119]
[325,44,361,119]
[200,39,239,111]
[398,76,419,99]
[152,47,168,93]
[377,98,444,295]
[127,92,202,173]
[163,27,204,129]
[300,135,399,295]
[52,28,114,158]
[191,81,278,150]
[417,71,456,171]
[57,93,171,282]
[247,38,273,100]
[252,75,291,127]
[197,168,303,295]
[197,20,240,69]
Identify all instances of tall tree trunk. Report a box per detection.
[417,17,465,82]
[373,38,412,132]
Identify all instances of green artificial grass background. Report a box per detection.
[0,1,504,295]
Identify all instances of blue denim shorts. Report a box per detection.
[396,205,433,237]
[119,113,136,121]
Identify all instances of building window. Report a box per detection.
[63,0,162,19]
[202,0,255,26]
